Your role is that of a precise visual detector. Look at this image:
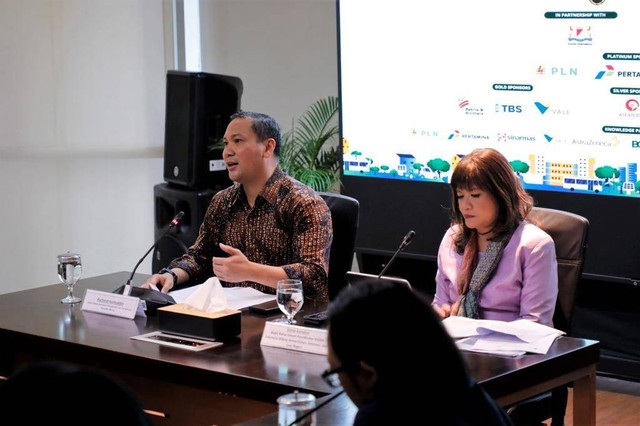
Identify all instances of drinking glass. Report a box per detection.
[57,252,82,304]
[275,279,304,324]
[277,391,316,426]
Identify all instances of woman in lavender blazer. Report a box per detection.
[432,148,557,327]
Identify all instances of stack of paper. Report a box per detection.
[442,317,565,357]
[169,284,276,310]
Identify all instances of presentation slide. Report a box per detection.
[340,1,640,198]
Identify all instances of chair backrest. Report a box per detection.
[318,192,360,300]
[527,206,589,333]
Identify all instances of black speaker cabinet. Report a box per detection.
[152,183,220,273]
[163,70,243,189]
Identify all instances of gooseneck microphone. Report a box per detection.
[123,211,184,294]
[378,230,415,278]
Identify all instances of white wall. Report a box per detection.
[199,0,338,126]
[0,0,338,294]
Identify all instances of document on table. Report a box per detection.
[169,284,276,311]
[442,316,565,357]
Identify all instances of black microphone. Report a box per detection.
[124,211,184,291]
[287,390,345,426]
[378,230,415,278]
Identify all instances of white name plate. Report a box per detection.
[81,289,145,319]
[260,321,328,355]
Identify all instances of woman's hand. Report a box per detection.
[433,303,453,319]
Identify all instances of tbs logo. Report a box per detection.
[495,104,523,113]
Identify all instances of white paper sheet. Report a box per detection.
[443,316,565,356]
[169,284,276,311]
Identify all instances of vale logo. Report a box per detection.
[534,102,549,114]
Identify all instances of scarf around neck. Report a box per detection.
[455,230,514,319]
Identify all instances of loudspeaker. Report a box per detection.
[163,70,243,189]
[152,183,219,273]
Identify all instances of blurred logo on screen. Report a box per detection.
[496,104,523,113]
[568,26,593,45]
[458,97,485,116]
[536,65,578,77]
[595,65,615,79]
[534,102,549,114]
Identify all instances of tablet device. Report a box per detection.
[346,271,412,289]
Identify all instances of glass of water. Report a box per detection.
[275,279,304,324]
[277,391,316,426]
[57,252,82,304]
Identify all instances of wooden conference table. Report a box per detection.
[0,272,599,425]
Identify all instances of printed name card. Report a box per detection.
[260,321,328,355]
[81,289,145,319]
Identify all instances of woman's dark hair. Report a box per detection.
[230,110,282,156]
[327,280,470,400]
[449,147,533,252]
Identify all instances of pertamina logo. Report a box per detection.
[595,65,615,79]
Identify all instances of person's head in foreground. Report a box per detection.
[326,279,512,425]
[0,360,152,425]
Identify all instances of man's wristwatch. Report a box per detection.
[158,267,178,287]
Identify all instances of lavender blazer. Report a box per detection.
[433,221,558,327]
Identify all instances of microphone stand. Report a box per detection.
[378,230,415,278]
[123,243,157,296]
[123,212,184,296]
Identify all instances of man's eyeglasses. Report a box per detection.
[321,365,345,388]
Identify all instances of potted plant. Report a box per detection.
[280,96,341,192]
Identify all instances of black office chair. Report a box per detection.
[318,192,360,300]
[506,206,589,426]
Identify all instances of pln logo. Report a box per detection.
[595,65,615,79]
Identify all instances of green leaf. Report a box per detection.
[280,96,341,192]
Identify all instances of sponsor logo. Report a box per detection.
[568,26,592,45]
[536,65,578,76]
[496,133,536,142]
[595,65,615,79]
[535,102,549,114]
[458,98,485,116]
[495,104,523,113]
[447,130,490,140]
